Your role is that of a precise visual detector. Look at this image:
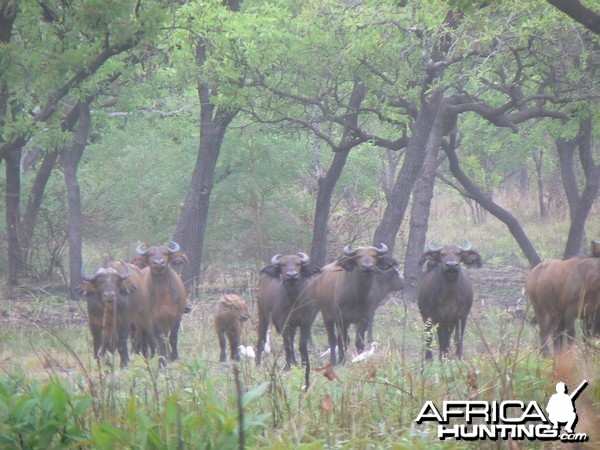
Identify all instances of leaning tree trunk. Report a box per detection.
[20,151,59,271]
[310,149,351,267]
[402,108,448,299]
[373,90,443,254]
[61,103,91,300]
[445,143,541,268]
[561,117,599,258]
[5,148,23,286]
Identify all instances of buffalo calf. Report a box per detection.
[214,294,250,362]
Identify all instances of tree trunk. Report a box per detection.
[563,117,599,258]
[310,149,351,267]
[532,149,547,218]
[5,148,23,285]
[20,150,59,273]
[61,103,91,299]
[373,90,443,254]
[402,109,448,298]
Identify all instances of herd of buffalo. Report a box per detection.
[78,239,600,370]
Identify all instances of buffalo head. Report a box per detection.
[134,241,188,275]
[80,260,133,303]
[338,243,396,274]
[419,239,482,276]
[261,252,320,281]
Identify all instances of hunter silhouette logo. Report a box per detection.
[546,380,587,435]
[415,379,589,442]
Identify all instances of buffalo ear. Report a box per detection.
[260,264,281,278]
[338,257,356,271]
[78,281,95,296]
[170,252,189,265]
[462,250,483,268]
[301,264,321,277]
[376,256,398,271]
[418,251,440,267]
[130,255,148,269]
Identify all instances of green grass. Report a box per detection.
[1,292,599,449]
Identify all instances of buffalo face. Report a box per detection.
[339,243,394,275]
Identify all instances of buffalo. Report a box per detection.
[214,294,250,362]
[79,259,154,367]
[134,241,188,364]
[417,240,482,360]
[526,240,600,356]
[256,252,321,369]
[312,244,398,365]
[366,265,404,343]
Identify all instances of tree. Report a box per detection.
[0,1,164,286]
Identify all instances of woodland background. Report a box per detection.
[0,0,598,300]
[0,1,600,449]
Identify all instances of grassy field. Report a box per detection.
[1,205,600,449]
[1,267,599,449]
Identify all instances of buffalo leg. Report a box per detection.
[218,331,227,362]
[355,319,369,355]
[423,318,434,361]
[324,319,338,366]
[282,326,296,369]
[456,318,466,358]
[116,325,130,368]
[299,324,311,367]
[438,325,451,359]
[169,319,181,361]
[227,329,241,361]
[337,321,347,363]
[256,315,269,366]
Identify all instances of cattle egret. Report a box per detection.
[238,345,256,359]
[351,342,378,363]
[263,330,271,355]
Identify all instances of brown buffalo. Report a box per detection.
[366,266,404,343]
[256,252,321,369]
[417,240,482,360]
[79,259,154,367]
[526,240,600,356]
[135,241,188,364]
[312,244,398,365]
[214,294,250,362]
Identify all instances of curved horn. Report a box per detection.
[297,252,309,264]
[271,254,283,265]
[135,243,148,256]
[117,260,131,280]
[167,241,180,253]
[427,239,443,252]
[343,245,356,256]
[459,238,472,252]
[80,262,96,282]
[375,243,388,255]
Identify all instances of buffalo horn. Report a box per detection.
[459,239,472,252]
[81,262,96,282]
[167,241,180,253]
[117,260,131,280]
[297,252,309,264]
[343,245,357,256]
[135,243,148,256]
[427,239,443,253]
[375,243,388,255]
[271,254,283,265]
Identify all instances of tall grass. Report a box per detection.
[1,291,599,448]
